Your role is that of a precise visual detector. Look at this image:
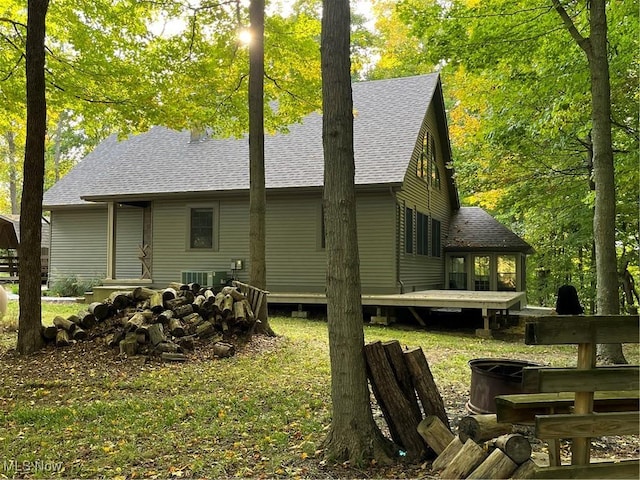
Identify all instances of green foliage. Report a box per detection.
[48,275,100,298]
[369,0,639,309]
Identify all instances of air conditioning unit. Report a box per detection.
[180,271,228,287]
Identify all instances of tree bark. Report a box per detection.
[17,0,49,355]
[320,0,394,465]
[552,0,626,364]
[248,0,274,337]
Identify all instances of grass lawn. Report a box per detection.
[0,300,638,478]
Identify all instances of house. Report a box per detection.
[43,74,532,301]
[0,213,50,282]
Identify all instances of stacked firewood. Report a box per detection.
[41,282,257,361]
[419,414,535,479]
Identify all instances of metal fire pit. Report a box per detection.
[467,358,540,414]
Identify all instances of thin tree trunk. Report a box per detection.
[4,131,19,215]
[18,0,49,355]
[321,0,394,465]
[553,0,626,364]
[248,0,274,336]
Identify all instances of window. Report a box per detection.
[497,255,517,291]
[431,160,441,189]
[405,207,414,254]
[188,205,217,250]
[417,131,434,179]
[449,256,467,289]
[431,218,441,257]
[474,256,491,291]
[416,212,428,255]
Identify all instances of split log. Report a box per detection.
[432,435,464,471]
[242,299,255,322]
[510,459,538,479]
[132,286,158,301]
[175,336,195,351]
[89,301,110,321]
[108,329,126,348]
[439,438,487,480]
[467,447,517,479]
[403,346,450,428]
[41,325,58,341]
[119,332,139,356]
[125,312,146,332]
[222,286,245,301]
[147,323,165,346]
[213,341,235,358]
[108,291,133,310]
[55,329,71,347]
[178,290,195,304]
[72,327,87,341]
[53,315,76,333]
[193,295,206,308]
[155,341,181,353]
[172,304,195,318]
[232,300,246,323]
[162,352,187,362]
[458,414,512,443]
[196,321,216,339]
[417,415,454,455]
[364,340,428,461]
[162,287,177,302]
[382,340,422,422]
[204,289,215,303]
[76,310,96,329]
[156,309,173,324]
[213,292,225,314]
[187,282,200,293]
[149,291,164,313]
[165,297,188,310]
[169,317,185,337]
[67,314,80,325]
[489,433,531,465]
[221,294,234,317]
[168,282,189,291]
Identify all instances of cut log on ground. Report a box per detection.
[417,415,454,455]
[488,433,532,465]
[432,435,464,471]
[53,315,76,333]
[467,447,517,479]
[510,458,538,479]
[383,340,422,422]
[458,414,512,443]
[439,438,488,480]
[55,329,70,347]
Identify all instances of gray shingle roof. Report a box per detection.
[445,207,533,253]
[43,74,447,207]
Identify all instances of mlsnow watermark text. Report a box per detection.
[2,459,64,474]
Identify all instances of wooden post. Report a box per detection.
[417,415,454,455]
[467,448,517,479]
[572,342,595,465]
[440,438,487,479]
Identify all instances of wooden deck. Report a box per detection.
[269,289,527,336]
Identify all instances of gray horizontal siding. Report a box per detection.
[49,207,108,284]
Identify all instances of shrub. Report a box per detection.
[48,275,100,298]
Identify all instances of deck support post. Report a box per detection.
[371,306,396,325]
[291,303,309,318]
[475,308,494,338]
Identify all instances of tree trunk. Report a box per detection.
[17,0,49,355]
[248,0,274,337]
[320,0,394,465]
[553,0,626,364]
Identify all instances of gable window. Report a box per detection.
[416,211,429,255]
[405,207,414,254]
[431,160,441,189]
[417,131,434,180]
[431,218,441,257]
[188,205,218,250]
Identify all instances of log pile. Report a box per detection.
[364,340,449,461]
[419,414,535,479]
[42,283,259,361]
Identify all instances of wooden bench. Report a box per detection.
[495,314,639,478]
[232,280,269,324]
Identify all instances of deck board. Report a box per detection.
[268,290,526,311]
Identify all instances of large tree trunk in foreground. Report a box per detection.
[18,0,49,355]
[553,0,626,364]
[321,0,394,465]
[248,0,274,337]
